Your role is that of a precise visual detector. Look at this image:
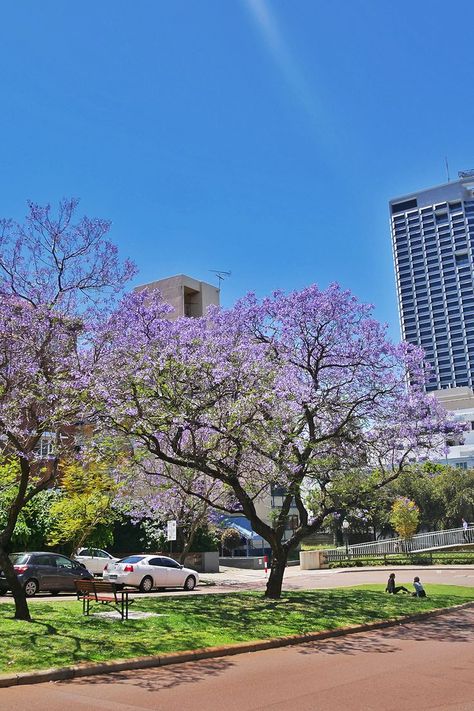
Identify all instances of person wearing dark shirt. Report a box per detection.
[385,573,409,594]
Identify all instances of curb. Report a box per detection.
[1,600,474,688]
[328,565,474,574]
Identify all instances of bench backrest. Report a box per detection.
[75,579,96,594]
[92,581,117,594]
[75,579,118,598]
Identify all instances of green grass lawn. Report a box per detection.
[1,585,473,675]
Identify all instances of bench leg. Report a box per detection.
[121,592,129,621]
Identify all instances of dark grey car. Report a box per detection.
[0,551,93,597]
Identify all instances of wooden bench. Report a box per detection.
[75,579,133,620]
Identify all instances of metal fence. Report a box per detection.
[324,526,473,563]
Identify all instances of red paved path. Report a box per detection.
[2,607,474,710]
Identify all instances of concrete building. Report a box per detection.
[433,386,474,469]
[135,274,220,320]
[390,172,474,391]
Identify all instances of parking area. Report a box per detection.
[1,564,474,603]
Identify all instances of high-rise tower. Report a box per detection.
[390,172,474,391]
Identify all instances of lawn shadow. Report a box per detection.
[63,656,235,692]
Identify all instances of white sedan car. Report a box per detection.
[74,548,119,576]
[103,554,199,592]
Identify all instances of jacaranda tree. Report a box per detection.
[0,198,134,620]
[95,284,457,598]
[115,461,228,562]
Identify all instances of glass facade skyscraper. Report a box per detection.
[390,174,474,391]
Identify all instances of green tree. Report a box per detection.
[432,466,474,528]
[0,458,57,549]
[47,460,118,553]
[390,497,420,543]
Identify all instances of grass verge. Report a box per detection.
[328,552,474,567]
[1,584,473,674]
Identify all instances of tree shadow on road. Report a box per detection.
[297,608,473,658]
[61,657,235,692]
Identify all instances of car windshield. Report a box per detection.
[118,556,145,564]
[10,553,29,565]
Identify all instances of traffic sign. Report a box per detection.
[166,520,177,541]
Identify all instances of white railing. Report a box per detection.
[324,526,473,562]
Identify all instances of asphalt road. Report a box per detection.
[3,606,474,710]
[1,565,473,603]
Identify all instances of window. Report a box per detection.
[392,198,418,214]
[33,554,55,567]
[92,549,109,559]
[54,556,73,569]
[286,515,299,531]
[35,433,55,458]
[455,462,468,469]
[161,557,181,569]
[148,557,165,567]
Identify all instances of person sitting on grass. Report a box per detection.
[385,572,410,594]
[412,576,426,598]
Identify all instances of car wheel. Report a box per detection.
[184,575,196,591]
[139,576,153,593]
[0,587,8,596]
[24,579,39,597]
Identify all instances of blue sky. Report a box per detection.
[1,1,473,339]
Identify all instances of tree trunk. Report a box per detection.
[178,523,199,564]
[0,545,31,621]
[264,545,289,599]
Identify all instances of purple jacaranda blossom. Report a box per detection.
[93,283,459,599]
[0,198,135,620]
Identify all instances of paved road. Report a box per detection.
[1,565,473,603]
[3,606,474,710]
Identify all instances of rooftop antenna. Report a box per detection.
[445,156,450,182]
[209,269,231,289]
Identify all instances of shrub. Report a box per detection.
[221,528,242,552]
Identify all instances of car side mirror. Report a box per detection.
[79,563,86,569]
[179,564,184,569]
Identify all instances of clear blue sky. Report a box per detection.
[1,1,473,339]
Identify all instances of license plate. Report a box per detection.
[108,574,118,579]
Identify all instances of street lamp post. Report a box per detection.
[342,519,350,557]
